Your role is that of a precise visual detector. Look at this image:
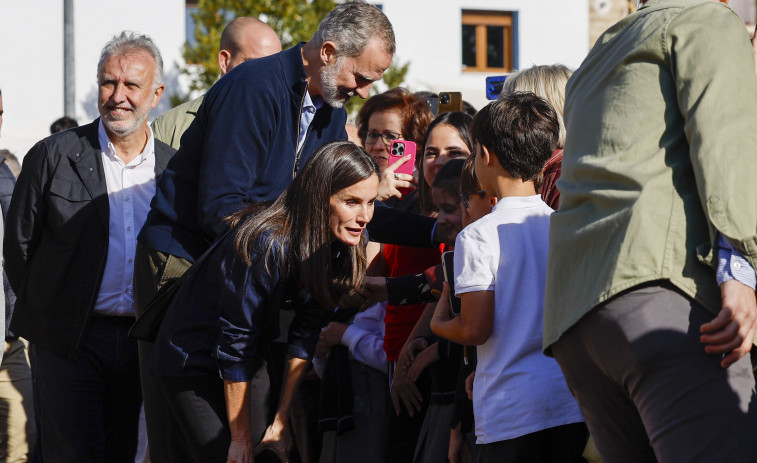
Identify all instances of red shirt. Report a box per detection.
[382,243,444,361]
[538,148,563,210]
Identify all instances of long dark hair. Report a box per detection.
[227,141,380,307]
[419,111,474,214]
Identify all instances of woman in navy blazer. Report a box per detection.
[152,141,380,463]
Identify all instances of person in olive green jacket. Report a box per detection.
[544,1,757,462]
[151,17,281,148]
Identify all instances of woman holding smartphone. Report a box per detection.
[151,141,380,463]
[357,87,433,205]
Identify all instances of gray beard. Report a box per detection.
[319,58,353,108]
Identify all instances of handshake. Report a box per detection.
[337,276,389,310]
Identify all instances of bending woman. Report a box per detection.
[151,141,380,463]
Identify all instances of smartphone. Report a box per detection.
[441,251,462,315]
[425,95,439,117]
[438,92,462,114]
[486,75,507,100]
[390,140,416,195]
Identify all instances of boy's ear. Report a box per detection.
[489,196,498,207]
[481,144,495,167]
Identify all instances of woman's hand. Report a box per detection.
[253,417,291,462]
[227,438,253,463]
[377,155,416,201]
[390,360,424,417]
[397,336,429,371]
[407,343,439,383]
[320,322,348,347]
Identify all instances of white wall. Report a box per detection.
[380,0,590,111]
[0,0,186,159]
[0,0,590,156]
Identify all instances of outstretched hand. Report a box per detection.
[337,276,388,310]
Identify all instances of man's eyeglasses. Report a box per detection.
[459,190,486,209]
[364,131,402,146]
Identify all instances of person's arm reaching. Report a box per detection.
[367,201,437,248]
[224,380,253,463]
[253,355,307,461]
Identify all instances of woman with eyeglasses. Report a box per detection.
[356,87,434,207]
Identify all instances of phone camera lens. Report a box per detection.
[441,94,450,105]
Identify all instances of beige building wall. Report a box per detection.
[589,0,634,46]
[589,0,755,49]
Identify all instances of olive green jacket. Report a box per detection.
[544,0,757,351]
[150,95,204,150]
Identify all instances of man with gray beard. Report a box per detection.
[4,31,174,462]
[135,2,437,461]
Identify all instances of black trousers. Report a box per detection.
[477,423,588,463]
[30,316,142,463]
[160,374,230,463]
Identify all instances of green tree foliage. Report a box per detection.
[182,0,336,94]
[178,0,410,116]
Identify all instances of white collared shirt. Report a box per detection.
[93,120,156,316]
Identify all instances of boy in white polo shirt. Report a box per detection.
[431,93,585,462]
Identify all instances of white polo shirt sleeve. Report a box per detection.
[454,227,497,295]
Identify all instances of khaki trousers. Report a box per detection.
[0,339,35,463]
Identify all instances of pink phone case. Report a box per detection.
[389,140,417,177]
[389,140,417,195]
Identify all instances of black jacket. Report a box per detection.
[0,159,17,338]
[4,119,174,358]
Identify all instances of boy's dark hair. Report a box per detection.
[460,153,484,196]
[432,158,465,199]
[471,92,558,182]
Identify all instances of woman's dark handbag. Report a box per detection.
[129,234,226,342]
[129,271,188,342]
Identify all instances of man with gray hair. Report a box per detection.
[135,2,436,461]
[4,31,174,462]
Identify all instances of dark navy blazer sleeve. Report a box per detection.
[367,201,437,248]
[286,297,331,360]
[214,243,282,382]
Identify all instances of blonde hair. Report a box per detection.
[499,64,572,147]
